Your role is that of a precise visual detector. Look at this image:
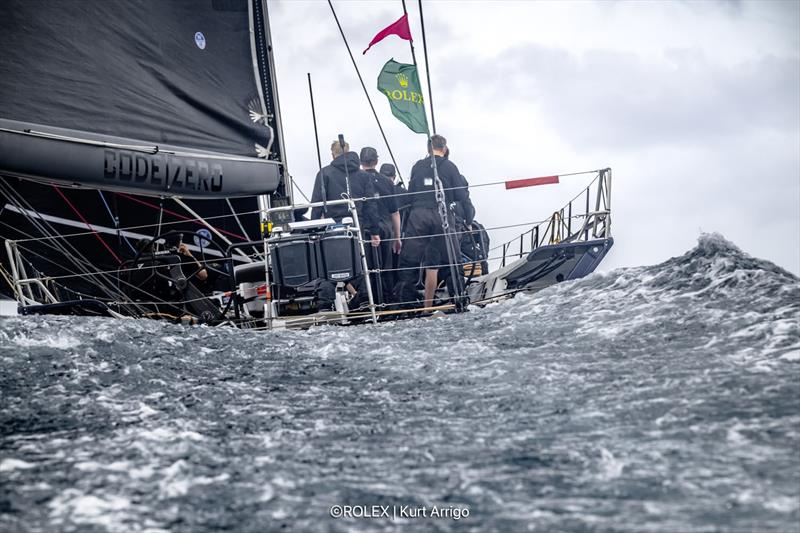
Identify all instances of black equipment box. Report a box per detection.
[272,240,318,287]
[317,234,362,282]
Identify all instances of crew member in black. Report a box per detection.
[380,162,409,291]
[359,147,401,304]
[310,140,381,310]
[380,163,411,217]
[310,140,381,243]
[396,134,473,308]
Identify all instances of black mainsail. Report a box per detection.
[0,0,289,313]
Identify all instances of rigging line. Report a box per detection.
[10,202,587,253]
[416,0,436,134]
[116,192,246,241]
[9,199,591,252]
[338,168,602,202]
[349,247,542,275]
[306,72,327,215]
[8,169,601,244]
[225,199,255,242]
[0,244,246,282]
[98,190,137,255]
[0,214,128,300]
[10,206,137,307]
[489,219,595,254]
[0,188,100,283]
[9,206,264,243]
[8,236,191,315]
[109,291,234,308]
[0,219,97,278]
[225,197,266,259]
[0,182,127,299]
[284,169,601,217]
[291,179,311,203]
[52,186,122,264]
[1,205,234,262]
[0,218,152,314]
[224,198,263,259]
[0,262,18,298]
[327,0,405,185]
[6,240,538,283]
[350,216,557,243]
[173,198,253,264]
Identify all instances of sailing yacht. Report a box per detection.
[0,0,613,328]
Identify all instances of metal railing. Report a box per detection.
[2,170,612,322]
[496,168,612,268]
[255,197,379,327]
[4,239,59,306]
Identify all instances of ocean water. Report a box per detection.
[1,234,798,532]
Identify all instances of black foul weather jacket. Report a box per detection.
[408,155,474,226]
[310,152,380,236]
[363,168,399,237]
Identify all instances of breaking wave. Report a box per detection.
[1,233,798,532]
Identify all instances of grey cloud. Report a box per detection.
[438,44,799,151]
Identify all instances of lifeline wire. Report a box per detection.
[10,169,601,243]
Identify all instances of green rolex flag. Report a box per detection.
[377,59,429,134]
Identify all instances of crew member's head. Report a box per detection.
[428,134,447,157]
[359,146,378,170]
[331,140,349,159]
[379,163,396,180]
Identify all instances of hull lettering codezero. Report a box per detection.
[103,149,223,192]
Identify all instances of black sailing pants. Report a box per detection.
[394,206,458,304]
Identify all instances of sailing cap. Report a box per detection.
[379,163,396,178]
[360,146,378,164]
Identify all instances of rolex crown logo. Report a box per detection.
[396,73,409,88]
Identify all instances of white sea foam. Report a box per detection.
[726,422,750,446]
[160,335,184,346]
[764,495,800,514]
[259,483,276,502]
[598,448,625,480]
[156,459,231,498]
[0,458,36,472]
[48,490,134,530]
[12,333,80,349]
[137,426,204,442]
[779,349,800,362]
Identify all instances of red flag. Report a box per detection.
[504,175,560,190]
[363,14,412,54]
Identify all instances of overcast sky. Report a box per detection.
[267,0,800,275]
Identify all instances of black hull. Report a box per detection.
[467,238,615,304]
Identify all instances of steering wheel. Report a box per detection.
[124,229,231,290]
